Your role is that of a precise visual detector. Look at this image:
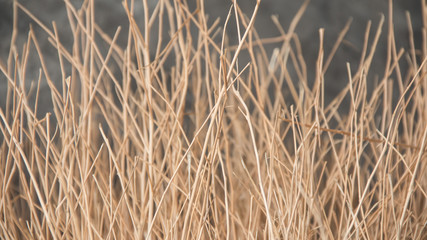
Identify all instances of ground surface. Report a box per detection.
[0,0,422,113]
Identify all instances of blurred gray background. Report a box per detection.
[0,0,423,116]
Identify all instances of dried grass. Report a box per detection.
[1,0,427,239]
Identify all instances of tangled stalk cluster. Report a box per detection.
[1,0,426,239]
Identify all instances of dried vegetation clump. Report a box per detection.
[1,0,427,239]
